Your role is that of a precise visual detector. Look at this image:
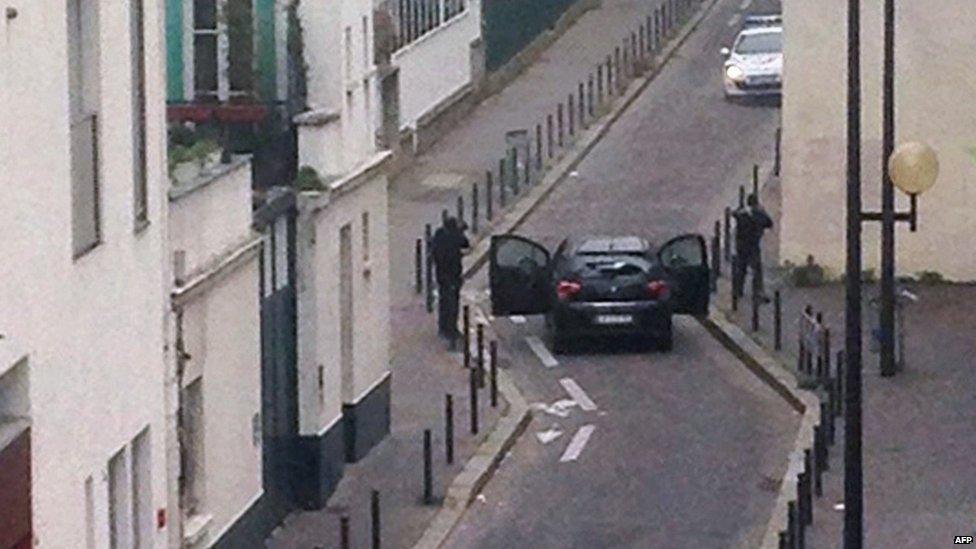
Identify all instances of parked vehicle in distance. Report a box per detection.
[488,234,710,353]
[720,14,783,100]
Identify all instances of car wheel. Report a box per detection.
[548,329,569,355]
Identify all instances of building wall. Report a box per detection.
[0,0,172,546]
[392,2,480,130]
[780,0,976,280]
[170,158,264,546]
[295,154,392,437]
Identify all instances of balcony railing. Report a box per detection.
[71,113,101,257]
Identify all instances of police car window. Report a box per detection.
[496,239,546,268]
[735,32,782,54]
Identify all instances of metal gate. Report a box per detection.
[255,188,299,511]
[483,0,578,71]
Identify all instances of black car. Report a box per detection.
[488,233,710,353]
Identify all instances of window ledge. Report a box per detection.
[182,513,213,546]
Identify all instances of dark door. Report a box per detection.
[659,234,710,315]
[489,235,552,315]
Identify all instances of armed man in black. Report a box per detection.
[733,194,773,302]
[432,216,470,348]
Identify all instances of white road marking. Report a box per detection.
[510,315,527,324]
[560,425,596,462]
[727,13,741,27]
[536,426,564,444]
[559,378,598,411]
[739,0,752,10]
[525,336,559,368]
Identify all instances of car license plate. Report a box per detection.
[750,75,777,85]
[595,314,633,325]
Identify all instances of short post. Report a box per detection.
[774,126,782,176]
[819,402,832,469]
[812,426,823,497]
[753,164,760,197]
[731,255,739,312]
[536,124,543,169]
[778,530,788,549]
[823,327,832,379]
[524,146,531,186]
[836,350,845,413]
[546,114,554,159]
[614,47,622,92]
[499,158,507,208]
[469,366,479,434]
[490,340,498,408]
[557,103,564,147]
[774,290,782,350]
[423,429,433,504]
[445,394,454,464]
[462,305,470,369]
[638,26,645,60]
[787,501,798,547]
[371,490,381,549]
[723,206,731,261]
[802,449,813,525]
[631,31,638,69]
[588,75,595,117]
[710,235,719,293]
[597,66,604,104]
[713,220,722,276]
[485,171,494,220]
[622,40,630,79]
[456,195,464,228]
[510,148,520,195]
[415,238,423,294]
[738,185,745,207]
[654,8,661,50]
[476,323,485,388]
[425,224,433,313]
[578,82,586,127]
[751,289,760,332]
[471,182,479,233]
[606,56,613,96]
[568,94,575,136]
[340,515,350,549]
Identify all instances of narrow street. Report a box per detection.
[447,0,797,546]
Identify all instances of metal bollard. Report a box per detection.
[836,350,845,413]
[524,145,531,186]
[463,305,470,369]
[476,323,485,388]
[499,158,507,208]
[787,501,798,547]
[445,394,454,464]
[597,65,604,104]
[371,490,381,549]
[557,103,564,147]
[812,426,823,497]
[568,94,575,136]
[646,16,654,52]
[456,195,464,227]
[819,402,831,469]
[731,255,739,312]
[441,208,449,224]
[723,206,731,261]
[423,429,433,504]
[606,56,613,96]
[752,289,760,332]
[511,148,520,195]
[802,449,813,525]
[469,366,479,434]
[425,224,433,313]
[638,26,645,60]
[713,220,722,276]
[490,340,498,408]
[340,515,350,549]
[710,235,719,293]
[738,185,745,207]
[547,114,554,159]
[631,31,638,69]
[823,327,831,379]
[615,47,622,92]
[472,182,479,233]
[654,8,661,50]
[778,530,788,549]
[415,238,423,294]
[536,124,543,169]
[774,127,782,176]
[578,82,586,127]
[622,40,630,80]
[774,290,782,350]
[485,171,494,221]
[753,164,760,197]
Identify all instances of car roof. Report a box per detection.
[738,27,782,38]
[573,236,650,255]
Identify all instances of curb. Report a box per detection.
[461,0,722,281]
[698,306,822,549]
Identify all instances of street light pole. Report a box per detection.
[880,0,897,377]
[844,0,864,544]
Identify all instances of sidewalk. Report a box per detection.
[713,208,976,545]
[267,1,708,547]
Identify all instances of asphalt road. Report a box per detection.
[446,0,796,547]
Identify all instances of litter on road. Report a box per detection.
[535,425,564,444]
[530,399,579,418]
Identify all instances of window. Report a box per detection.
[362,16,370,70]
[68,0,102,257]
[226,0,254,95]
[193,0,219,100]
[131,429,152,548]
[85,476,96,549]
[108,447,132,549]
[131,0,149,227]
[361,212,370,261]
[345,26,353,76]
[180,379,205,517]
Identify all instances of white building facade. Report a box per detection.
[0,0,172,547]
[780,0,976,280]
[290,0,394,507]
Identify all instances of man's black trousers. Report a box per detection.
[438,281,462,339]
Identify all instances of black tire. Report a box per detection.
[550,331,569,355]
[657,321,674,353]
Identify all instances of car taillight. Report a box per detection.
[556,280,582,301]
[646,280,669,300]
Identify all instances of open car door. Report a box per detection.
[489,235,552,316]
[658,234,710,315]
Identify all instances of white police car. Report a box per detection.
[720,15,783,100]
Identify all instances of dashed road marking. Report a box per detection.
[525,336,559,368]
[727,13,741,27]
[510,315,527,324]
[559,378,597,411]
[560,425,596,463]
[739,0,752,10]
